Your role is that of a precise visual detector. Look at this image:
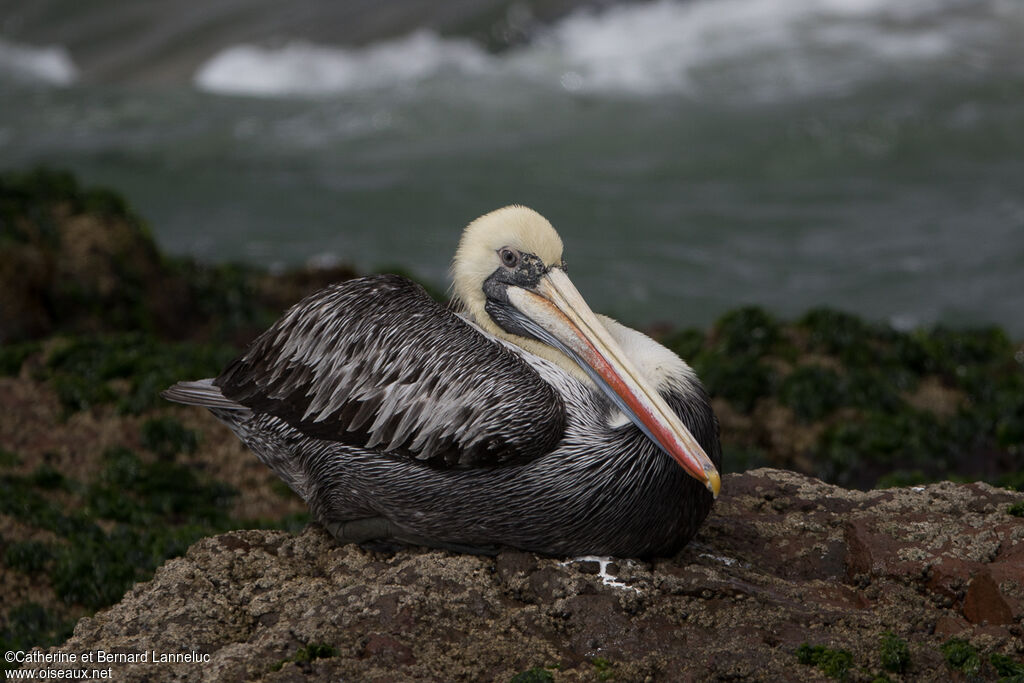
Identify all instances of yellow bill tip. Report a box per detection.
[705,467,721,499]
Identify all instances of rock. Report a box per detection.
[0,168,360,344]
[21,468,1024,681]
[0,169,170,342]
[963,569,1015,626]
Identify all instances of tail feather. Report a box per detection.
[161,379,245,410]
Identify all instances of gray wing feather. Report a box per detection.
[161,378,249,412]
[213,275,566,468]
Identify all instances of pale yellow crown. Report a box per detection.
[451,205,564,334]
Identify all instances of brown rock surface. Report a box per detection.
[23,470,1024,681]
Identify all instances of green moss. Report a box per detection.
[510,667,555,683]
[778,363,909,425]
[2,444,241,611]
[52,521,226,610]
[1008,502,1024,518]
[818,651,854,679]
[0,449,22,468]
[0,168,172,339]
[47,518,235,609]
[941,638,981,678]
[817,411,950,487]
[591,656,614,680]
[87,447,236,525]
[30,447,238,608]
[991,653,1024,679]
[713,305,785,358]
[141,417,198,460]
[42,333,235,415]
[693,351,775,413]
[665,327,706,362]
[797,643,854,680]
[842,367,909,411]
[29,463,67,490]
[0,603,75,669]
[661,305,1023,489]
[996,471,1024,492]
[0,475,86,534]
[0,342,40,376]
[879,631,910,673]
[51,526,144,608]
[79,187,133,220]
[4,540,55,574]
[799,308,880,366]
[49,374,115,414]
[688,306,797,412]
[920,326,1013,378]
[722,444,770,474]
[1,168,291,343]
[0,168,77,246]
[172,259,272,337]
[778,365,844,422]
[0,167,138,230]
[271,643,339,672]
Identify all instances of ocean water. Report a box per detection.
[1,0,1023,334]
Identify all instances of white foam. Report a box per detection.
[0,38,78,85]
[194,30,490,96]
[516,0,967,98]
[192,0,1016,100]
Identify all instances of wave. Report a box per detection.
[0,38,77,85]
[193,0,1021,100]
[194,30,489,97]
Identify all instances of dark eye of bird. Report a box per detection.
[499,247,520,268]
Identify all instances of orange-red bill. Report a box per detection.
[507,268,720,497]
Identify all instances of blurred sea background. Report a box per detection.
[1,0,1023,334]
[3,3,1024,656]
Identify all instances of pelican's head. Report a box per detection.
[452,205,720,498]
[453,206,564,337]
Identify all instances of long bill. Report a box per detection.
[505,267,721,498]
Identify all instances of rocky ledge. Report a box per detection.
[24,469,1024,682]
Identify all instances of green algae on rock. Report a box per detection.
[662,303,1024,490]
[942,638,982,678]
[140,417,198,460]
[0,432,302,664]
[509,667,556,683]
[878,630,910,674]
[41,333,237,415]
[796,643,854,680]
[270,643,340,673]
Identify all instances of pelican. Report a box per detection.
[163,206,721,558]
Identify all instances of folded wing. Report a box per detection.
[211,274,566,468]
